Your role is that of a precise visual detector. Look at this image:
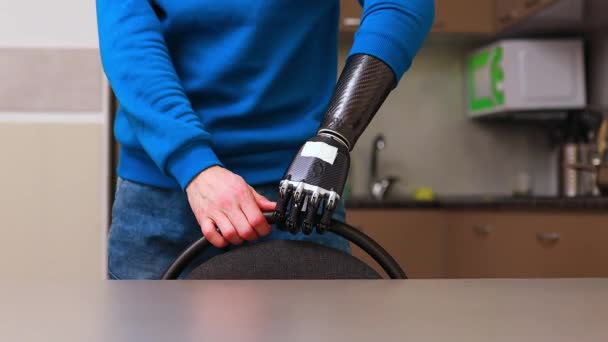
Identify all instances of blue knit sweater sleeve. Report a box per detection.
[96,0,222,190]
[351,0,435,80]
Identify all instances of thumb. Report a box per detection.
[249,186,277,212]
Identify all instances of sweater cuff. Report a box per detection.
[167,143,223,190]
[349,31,413,82]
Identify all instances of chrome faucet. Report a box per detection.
[369,134,399,200]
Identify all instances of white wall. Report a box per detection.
[341,38,557,197]
[0,124,105,279]
[0,0,99,48]
[0,0,109,279]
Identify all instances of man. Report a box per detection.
[97,0,434,279]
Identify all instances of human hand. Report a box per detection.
[186,166,276,248]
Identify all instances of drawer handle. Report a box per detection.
[343,17,361,27]
[473,225,493,236]
[499,14,513,23]
[499,10,520,23]
[536,232,560,243]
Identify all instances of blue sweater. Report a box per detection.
[97,0,434,190]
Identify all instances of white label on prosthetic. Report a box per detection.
[301,141,338,165]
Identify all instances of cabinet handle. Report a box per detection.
[525,0,541,9]
[343,17,360,27]
[473,224,493,236]
[499,13,514,23]
[536,232,560,243]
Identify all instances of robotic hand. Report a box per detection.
[274,54,396,234]
[275,133,350,235]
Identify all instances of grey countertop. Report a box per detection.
[346,195,608,211]
[1,279,606,341]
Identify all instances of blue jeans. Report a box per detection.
[108,178,350,279]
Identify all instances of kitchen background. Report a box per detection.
[0,0,607,280]
[343,38,557,197]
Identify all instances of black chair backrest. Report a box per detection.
[162,213,406,280]
[186,240,381,280]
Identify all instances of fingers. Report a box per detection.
[286,183,306,233]
[302,192,321,235]
[186,167,274,246]
[214,213,244,245]
[256,196,277,212]
[241,190,272,238]
[276,181,315,235]
[250,186,277,212]
[318,192,338,234]
[228,205,259,242]
[318,203,334,234]
[274,180,341,235]
[274,180,293,229]
[201,218,228,248]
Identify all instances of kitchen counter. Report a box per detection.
[1,279,606,341]
[346,195,608,211]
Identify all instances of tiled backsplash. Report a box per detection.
[340,38,557,197]
[0,48,102,112]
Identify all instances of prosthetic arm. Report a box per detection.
[274,54,396,234]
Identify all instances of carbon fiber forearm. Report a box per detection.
[319,54,396,150]
[274,55,395,234]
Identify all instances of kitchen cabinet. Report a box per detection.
[446,211,608,278]
[339,0,495,34]
[339,0,362,33]
[495,0,557,32]
[348,208,608,279]
[346,210,447,278]
[340,0,573,36]
[433,0,494,34]
[496,0,526,30]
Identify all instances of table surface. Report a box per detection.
[1,279,606,342]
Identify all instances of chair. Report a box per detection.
[186,240,381,279]
[162,213,406,280]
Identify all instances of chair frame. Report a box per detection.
[162,212,406,280]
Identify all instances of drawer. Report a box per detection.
[446,212,608,278]
[446,212,516,278]
[347,210,447,279]
[505,214,608,278]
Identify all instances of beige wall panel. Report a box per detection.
[0,123,104,279]
[0,49,102,112]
